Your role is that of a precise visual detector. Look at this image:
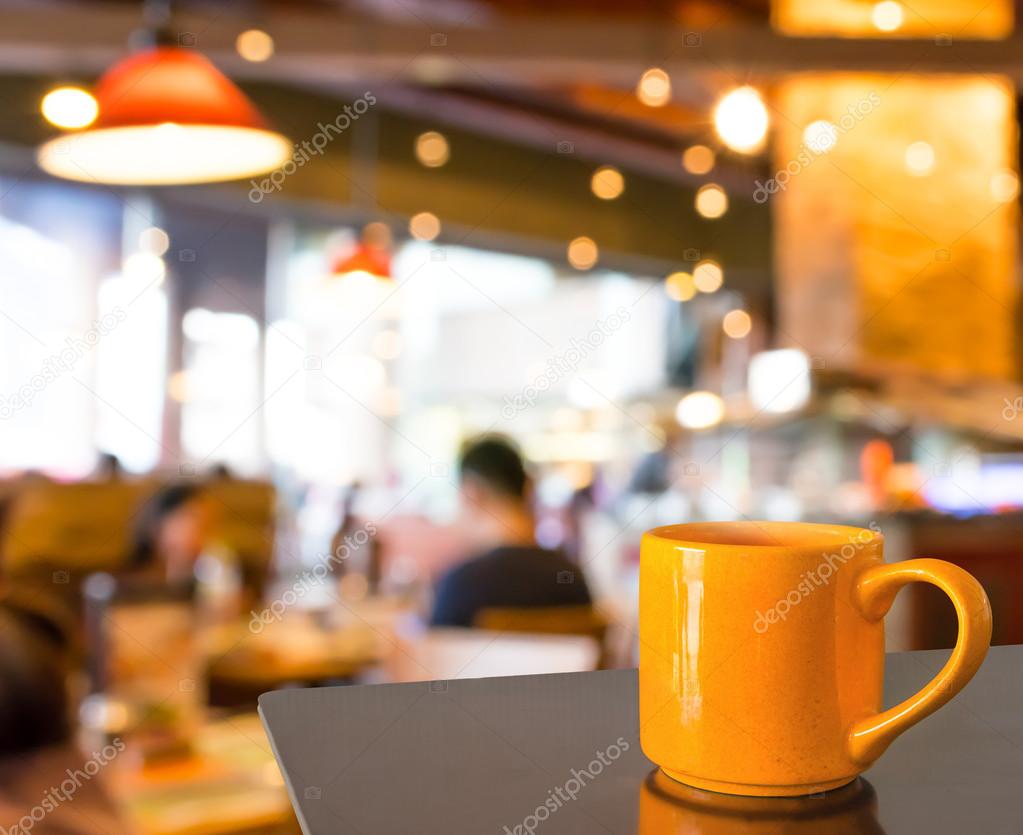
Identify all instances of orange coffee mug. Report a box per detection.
[639,521,992,797]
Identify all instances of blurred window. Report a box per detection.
[180,308,263,474]
[0,182,121,476]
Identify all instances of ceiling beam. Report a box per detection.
[0,3,1022,85]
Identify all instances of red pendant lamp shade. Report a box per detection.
[95,47,268,130]
[331,222,393,280]
[331,243,392,280]
[37,47,291,185]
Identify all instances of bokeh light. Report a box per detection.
[41,87,98,129]
[567,236,598,270]
[665,271,696,302]
[904,141,935,176]
[722,309,752,338]
[236,29,275,62]
[872,1,904,31]
[676,391,725,430]
[637,68,671,107]
[693,260,724,293]
[990,169,1019,202]
[803,120,838,155]
[415,131,450,168]
[695,184,729,219]
[591,166,625,200]
[714,86,769,154]
[123,252,166,285]
[682,145,715,175]
[138,227,170,256]
[409,211,441,241]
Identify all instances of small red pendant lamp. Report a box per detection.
[331,223,393,281]
[38,43,291,185]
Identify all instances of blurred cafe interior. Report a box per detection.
[0,0,1022,831]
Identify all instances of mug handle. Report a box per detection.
[847,558,992,766]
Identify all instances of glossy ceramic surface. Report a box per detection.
[639,521,992,796]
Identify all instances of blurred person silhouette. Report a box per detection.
[562,480,597,562]
[626,421,683,496]
[429,436,592,627]
[207,462,235,481]
[329,481,383,593]
[93,452,123,481]
[128,483,211,585]
[0,604,129,834]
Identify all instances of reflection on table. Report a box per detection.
[639,770,884,834]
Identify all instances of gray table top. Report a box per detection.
[260,644,1023,834]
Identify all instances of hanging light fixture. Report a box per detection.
[331,223,393,281]
[37,6,290,185]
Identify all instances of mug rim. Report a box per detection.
[644,520,882,553]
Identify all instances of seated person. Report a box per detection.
[429,436,592,627]
[128,483,211,585]
[0,604,129,834]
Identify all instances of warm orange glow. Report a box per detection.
[36,47,290,185]
[904,141,935,176]
[774,75,1018,379]
[693,260,723,293]
[722,309,752,338]
[803,120,838,154]
[591,166,625,200]
[332,226,392,280]
[990,169,1020,202]
[41,87,98,129]
[713,87,769,154]
[773,0,1011,38]
[236,29,275,62]
[38,124,292,185]
[682,145,715,175]
[695,184,728,219]
[415,131,449,167]
[871,1,903,31]
[665,271,695,302]
[409,211,441,241]
[567,237,598,270]
[637,68,671,107]
[675,391,725,429]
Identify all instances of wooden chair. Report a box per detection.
[203,479,276,598]
[386,627,601,682]
[2,479,153,575]
[474,605,610,668]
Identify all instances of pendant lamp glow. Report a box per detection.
[37,47,291,185]
[331,223,393,280]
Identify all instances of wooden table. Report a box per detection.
[205,612,386,706]
[261,645,1023,834]
[111,714,295,835]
